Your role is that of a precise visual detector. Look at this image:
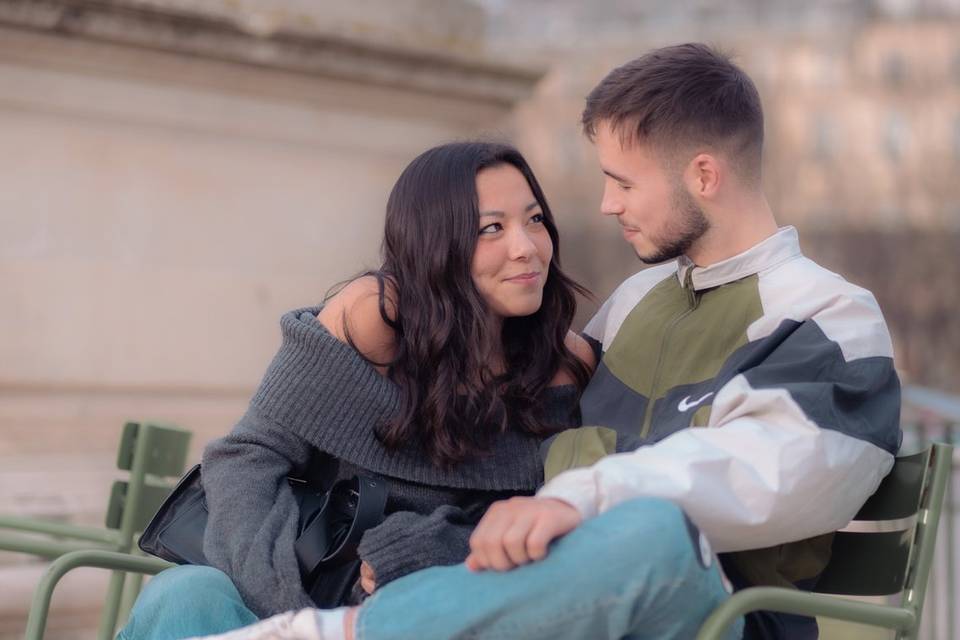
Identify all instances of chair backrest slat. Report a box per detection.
[854,449,928,521]
[105,480,178,531]
[110,421,192,534]
[814,530,913,595]
[812,441,953,622]
[116,421,191,478]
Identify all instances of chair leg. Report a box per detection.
[117,567,147,628]
[97,570,127,640]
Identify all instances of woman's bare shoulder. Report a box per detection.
[565,331,597,371]
[549,330,598,386]
[317,276,397,366]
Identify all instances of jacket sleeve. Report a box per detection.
[357,503,486,588]
[201,407,318,617]
[539,300,902,553]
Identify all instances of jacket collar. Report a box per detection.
[676,226,803,291]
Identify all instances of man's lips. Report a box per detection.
[620,222,641,237]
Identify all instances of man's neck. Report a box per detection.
[685,193,778,267]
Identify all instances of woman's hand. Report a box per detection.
[360,560,377,594]
[465,497,582,572]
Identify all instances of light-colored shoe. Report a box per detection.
[187,608,325,640]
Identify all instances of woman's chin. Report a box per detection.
[496,299,545,319]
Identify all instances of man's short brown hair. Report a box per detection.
[582,43,764,183]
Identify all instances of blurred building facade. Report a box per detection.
[486,0,960,392]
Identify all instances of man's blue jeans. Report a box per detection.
[119,498,743,640]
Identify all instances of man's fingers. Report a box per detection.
[464,553,481,572]
[482,530,517,571]
[501,516,537,567]
[528,499,583,560]
[467,497,582,572]
[468,523,491,571]
[469,501,513,571]
[525,519,559,561]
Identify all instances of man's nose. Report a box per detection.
[600,185,624,217]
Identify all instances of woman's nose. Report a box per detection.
[508,228,537,260]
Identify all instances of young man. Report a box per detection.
[171,43,900,640]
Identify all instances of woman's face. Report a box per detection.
[472,164,554,319]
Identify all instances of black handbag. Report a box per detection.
[139,464,388,595]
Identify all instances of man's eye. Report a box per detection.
[617,183,632,191]
[479,223,503,235]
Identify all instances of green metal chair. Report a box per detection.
[697,442,954,640]
[24,549,173,640]
[0,421,191,640]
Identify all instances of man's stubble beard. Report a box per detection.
[635,182,710,265]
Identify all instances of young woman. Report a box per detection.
[119,142,595,639]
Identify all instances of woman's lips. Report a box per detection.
[504,271,541,284]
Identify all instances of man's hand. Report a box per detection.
[465,497,582,572]
[359,560,376,594]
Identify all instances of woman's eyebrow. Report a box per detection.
[479,202,540,217]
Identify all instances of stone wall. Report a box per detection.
[0,2,540,636]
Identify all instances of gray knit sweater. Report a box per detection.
[201,307,580,617]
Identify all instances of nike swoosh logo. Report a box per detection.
[677,392,714,412]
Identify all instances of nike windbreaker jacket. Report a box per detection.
[538,226,901,603]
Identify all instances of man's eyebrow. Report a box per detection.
[602,169,633,184]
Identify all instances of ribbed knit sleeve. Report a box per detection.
[201,408,319,616]
[357,504,483,588]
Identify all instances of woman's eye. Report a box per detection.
[479,223,503,235]
[617,183,631,192]
[530,213,545,224]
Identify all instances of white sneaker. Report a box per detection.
[187,608,327,640]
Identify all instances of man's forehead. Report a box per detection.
[597,125,707,178]
[595,119,645,150]
[596,127,659,168]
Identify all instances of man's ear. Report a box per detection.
[685,153,721,199]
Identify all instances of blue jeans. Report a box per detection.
[120,498,742,640]
[118,565,258,640]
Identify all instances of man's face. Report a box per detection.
[594,122,709,264]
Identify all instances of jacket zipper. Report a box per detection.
[639,267,701,438]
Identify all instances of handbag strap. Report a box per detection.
[296,474,388,590]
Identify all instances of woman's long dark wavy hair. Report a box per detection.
[355,141,591,469]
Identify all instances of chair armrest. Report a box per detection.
[24,549,174,640]
[695,587,916,640]
[0,515,120,544]
[0,531,116,559]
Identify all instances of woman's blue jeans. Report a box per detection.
[119,498,743,640]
